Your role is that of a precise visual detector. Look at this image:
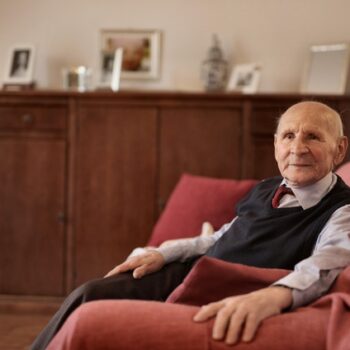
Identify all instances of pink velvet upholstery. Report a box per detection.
[336,161,350,186]
[49,258,350,350]
[48,301,206,350]
[148,174,258,246]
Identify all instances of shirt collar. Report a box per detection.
[282,172,336,209]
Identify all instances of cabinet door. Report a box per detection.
[159,107,242,208]
[74,105,157,286]
[242,102,293,179]
[0,138,66,296]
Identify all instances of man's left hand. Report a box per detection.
[193,286,292,345]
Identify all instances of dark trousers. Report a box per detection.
[31,259,197,350]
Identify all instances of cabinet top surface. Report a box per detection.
[0,89,350,101]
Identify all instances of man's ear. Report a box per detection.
[334,136,348,167]
[274,134,278,162]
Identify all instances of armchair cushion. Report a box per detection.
[166,256,290,305]
[148,174,258,246]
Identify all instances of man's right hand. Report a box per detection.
[104,250,165,279]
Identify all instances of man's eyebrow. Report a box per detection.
[302,128,323,135]
[277,127,294,134]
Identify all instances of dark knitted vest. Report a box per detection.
[206,176,350,269]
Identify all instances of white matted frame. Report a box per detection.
[301,43,350,94]
[227,63,261,93]
[4,44,35,84]
[99,29,161,86]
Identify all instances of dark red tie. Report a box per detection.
[272,185,294,208]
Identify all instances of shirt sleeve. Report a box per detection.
[273,204,350,308]
[127,217,236,263]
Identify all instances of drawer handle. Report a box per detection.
[21,114,34,124]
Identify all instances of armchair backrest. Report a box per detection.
[336,162,350,186]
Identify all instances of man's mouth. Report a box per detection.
[289,163,311,167]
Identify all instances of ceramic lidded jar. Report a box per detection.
[201,34,228,92]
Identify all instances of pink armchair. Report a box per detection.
[48,166,350,350]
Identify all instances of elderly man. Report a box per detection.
[32,101,350,349]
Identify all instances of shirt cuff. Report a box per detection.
[274,268,343,309]
[273,269,319,290]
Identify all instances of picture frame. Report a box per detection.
[300,43,350,94]
[62,66,92,92]
[99,29,161,86]
[3,44,35,85]
[111,48,123,91]
[227,63,261,93]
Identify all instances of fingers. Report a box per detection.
[104,251,165,279]
[212,304,256,345]
[194,296,263,345]
[241,313,260,343]
[193,301,224,322]
[212,304,237,341]
[104,267,117,278]
[225,310,261,344]
[194,300,245,344]
[117,259,139,273]
[104,265,121,278]
[104,259,138,278]
[133,265,148,279]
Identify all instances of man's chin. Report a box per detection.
[283,172,316,187]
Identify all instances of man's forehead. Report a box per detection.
[277,109,332,134]
[278,120,324,134]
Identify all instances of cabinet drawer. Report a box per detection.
[0,106,67,131]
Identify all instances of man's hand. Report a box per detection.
[193,286,292,345]
[104,251,165,279]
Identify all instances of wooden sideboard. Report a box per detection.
[1,90,349,298]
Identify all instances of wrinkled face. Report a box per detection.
[274,103,347,187]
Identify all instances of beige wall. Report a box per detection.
[0,0,349,92]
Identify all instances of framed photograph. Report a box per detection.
[301,43,350,94]
[111,48,123,91]
[99,29,161,86]
[4,44,35,84]
[227,63,261,93]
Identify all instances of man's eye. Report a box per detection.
[284,133,294,139]
[308,134,319,140]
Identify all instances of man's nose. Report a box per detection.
[290,137,308,154]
